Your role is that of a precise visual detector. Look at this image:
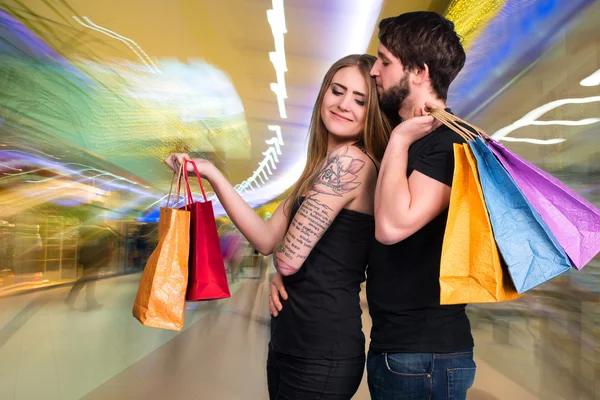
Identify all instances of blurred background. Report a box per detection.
[0,0,598,399]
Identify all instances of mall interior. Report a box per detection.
[0,0,599,399]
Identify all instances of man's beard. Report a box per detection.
[379,74,410,124]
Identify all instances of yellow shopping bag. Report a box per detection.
[132,166,191,331]
[440,144,521,304]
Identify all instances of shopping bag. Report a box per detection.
[183,160,230,301]
[469,138,571,293]
[132,165,190,331]
[440,143,521,304]
[488,140,600,270]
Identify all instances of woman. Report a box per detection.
[165,54,390,399]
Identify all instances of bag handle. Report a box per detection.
[183,160,208,203]
[166,162,189,209]
[183,161,195,205]
[429,108,490,142]
[429,108,475,141]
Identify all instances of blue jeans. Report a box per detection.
[367,350,476,400]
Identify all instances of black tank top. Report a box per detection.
[269,148,377,359]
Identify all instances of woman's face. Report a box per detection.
[320,66,368,142]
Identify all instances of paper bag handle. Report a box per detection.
[429,108,490,142]
[166,162,189,209]
[183,160,208,203]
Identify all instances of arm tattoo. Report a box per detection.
[273,241,299,275]
[312,146,364,197]
[274,147,365,274]
[274,196,335,274]
[274,255,298,275]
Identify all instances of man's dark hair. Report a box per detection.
[378,11,466,101]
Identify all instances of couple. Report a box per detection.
[166,11,474,400]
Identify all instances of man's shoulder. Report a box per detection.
[430,125,468,146]
[410,125,466,157]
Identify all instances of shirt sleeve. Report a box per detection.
[411,129,466,187]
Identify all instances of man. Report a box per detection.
[65,218,118,311]
[270,11,474,399]
[366,11,474,399]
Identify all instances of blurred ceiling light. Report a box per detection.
[267,0,288,119]
[0,180,109,216]
[265,125,284,158]
[492,96,600,144]
[0,151,153,199]
[0,161,22,171]
[580,69,600,86]
[267,125,284,146]
[234,125,285,193]
[231,3,288,196]
[73,16,161,74]
[497,137,566,145]
[528,118,600,126]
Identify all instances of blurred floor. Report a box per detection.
[0,255,570,399]
[0,271,245,400]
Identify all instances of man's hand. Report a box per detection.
[269,271,288,317]
[423,101,444,115]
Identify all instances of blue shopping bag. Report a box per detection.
[469,138,571,293]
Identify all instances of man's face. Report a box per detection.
[370,44,412,117]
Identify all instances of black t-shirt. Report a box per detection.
[366,124,474,353]
[269,197,375,359]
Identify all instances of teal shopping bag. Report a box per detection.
[469,138,571,293]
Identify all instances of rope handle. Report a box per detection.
[166,162,189,209]
[429,108,491,142]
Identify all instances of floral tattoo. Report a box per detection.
[312,146,365,197]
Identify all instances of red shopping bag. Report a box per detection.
[182,160,231,301]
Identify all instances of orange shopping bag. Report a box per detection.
[439,143,521,304]
[132,165,191,330]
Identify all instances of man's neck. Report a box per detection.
[399,94,446,121]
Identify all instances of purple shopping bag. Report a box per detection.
[488,140,600,270]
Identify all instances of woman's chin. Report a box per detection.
[327,129,361,142]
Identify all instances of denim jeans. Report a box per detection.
[367,350,476,400]
[267,349,365,400]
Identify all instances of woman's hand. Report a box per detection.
[164,153,191,173]
[269,271,288,317]
[164,153,217,181]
